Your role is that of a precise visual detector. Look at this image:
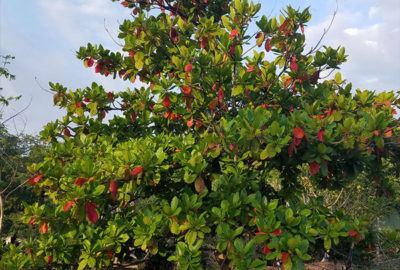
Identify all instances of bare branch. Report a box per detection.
[1,97,32,125]
[104,19,124,47]
[306,0,339,56]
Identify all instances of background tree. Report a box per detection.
[0,55,44,239]
[1,1,399,269]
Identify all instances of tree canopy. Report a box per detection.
[1,0,399,269]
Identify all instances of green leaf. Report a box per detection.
[260,144,276,160]
[221,16,231,30]
[78,260,88,270]
[134,51,144,70]
[171,197,179,210]
[324,237,331,250]
[93,185,105,196]
[335,72,342,84]
[300,209,311,216]
[232,85,244,96]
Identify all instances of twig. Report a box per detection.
[306,0,338,56]
[104,19,124,47]
[34,77,53,94]
[0,97,32,125]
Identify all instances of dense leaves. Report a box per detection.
[1,0,399,269]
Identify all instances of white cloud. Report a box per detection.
[305,0,400,92]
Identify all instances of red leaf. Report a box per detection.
[229,29,240,39]
[201,37,208,48]
[131,166,144,175]
[29,218,36,227]
[184,64,192,73]
[294,137,302,146]
[74,177,88,187]
[106,249,114,260]
[83,97,90,103]
[349,230,358,236]
[218,87,224,102]
[293,127,304,139]
[230,44,237,57]
[27,174,43,186]
[64,128,71,137]
[107,92,113,100]
[318,130,325,142]
[187,117,194,128]
[47,255,53,264]
[246,66,255,72]
[39,221,49,234]
[280,252,290,264]
[109,181,118,201]
[182,86,191,95]
[87,57,94,67]
[196,118,203,127]
[290,56,298,72]
[310,71,319,83]
[265,38,271,52]
[309,161,320,175]
[63,201,75,211]
[271,229,282,236]
[163,94,171,108]
[263,245,272,255]
[95,62,103,73]
[244,87,251,99]
[170,28,179,43]
[300,23,304,34]
[171,216,179,223]
[101,110,106,119]
[278,20,289,32]
[133,7,138,15]
[121,1,128,7]
[288,142,294,157]
[131,113,137,122]
[86,201,98,223]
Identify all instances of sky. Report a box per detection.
[0,0,399,135]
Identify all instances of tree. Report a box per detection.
[0,55,43,239]
[1,0,399,269]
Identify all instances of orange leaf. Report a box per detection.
[182,86,191,94]
[187,117,194,128]
[293,127,304,139]
[280,252,290,264]
[63,201,75,212]
[229,29,240,39]
[27,174,43,186]
[39,221,49,234]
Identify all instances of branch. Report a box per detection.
[104,19,124,47]
[306,0,338,56]
[1,97,32,126]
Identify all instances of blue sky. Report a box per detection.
[1,0,399,135]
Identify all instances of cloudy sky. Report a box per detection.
[1,0,399,135]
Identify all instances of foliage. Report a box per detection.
[0,55,20,106]
[0,54,44,240]
[1,0,399,269]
